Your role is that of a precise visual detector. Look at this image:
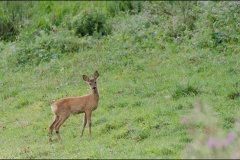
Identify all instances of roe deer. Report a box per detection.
[48,71,100,142]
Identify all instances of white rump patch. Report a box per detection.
[51,105,58,113]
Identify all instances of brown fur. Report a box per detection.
[48,71,100,142]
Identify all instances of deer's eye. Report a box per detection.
[89,83,91,85]
[95,82,97,84]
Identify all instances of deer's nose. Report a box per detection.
[93,87,96,90]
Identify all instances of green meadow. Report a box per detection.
[0,1,239,158]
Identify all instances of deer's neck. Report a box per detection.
[91,89,99,101]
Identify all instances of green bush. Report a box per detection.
[143,1,198,40]
[106,1,142,17]
[0,2,29,41]
[187,2,239,51]
[69,9,112,38]
[11,29,85,66]
[0,20,19,42]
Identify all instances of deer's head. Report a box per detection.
[83,71,99,91]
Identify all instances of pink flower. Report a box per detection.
[208,138,217,148]
[227,132,235,143]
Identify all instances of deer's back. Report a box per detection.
[51,94,98,115]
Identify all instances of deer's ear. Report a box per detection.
[83,75,90,82]
[94,71,99,80]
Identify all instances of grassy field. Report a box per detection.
[0,1,239,159]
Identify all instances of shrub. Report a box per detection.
[0,2,29,41]
[188,2,239,51]
[106,1,142,17]
[11,29,86,67]
[143,1,198,40]
[0,20,19,42]
[69,9,112,38]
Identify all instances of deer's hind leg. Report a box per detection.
[54,114,70,142]
[49,115,59,142]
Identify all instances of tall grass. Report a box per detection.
[182,99,240,159]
